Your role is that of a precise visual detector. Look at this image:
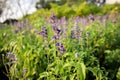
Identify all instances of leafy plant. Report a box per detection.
[0,8,120,80]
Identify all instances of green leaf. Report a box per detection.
[70,74,76,80]
[76,62,86,80]
[40,72,49,78]
[116,67,120,80]
[63,62,72,68]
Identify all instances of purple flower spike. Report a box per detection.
[60,48,66,54]
[7,52,15,59]
[58,47,66,54]
[52,25,62,34]
[6,52,18,63]
[39,31,47,37]
[77,35,81,40]
[56,43,60,46]
[52,25,57,31]
[38,26,48,38]
[88,15,94,21]
[49,13,57,24]
[52,35,57,40]
[56,43,66,54]
[75,16,80,23]
[50,13,56,20]
[52,34,60,40]
[61,16,67,25]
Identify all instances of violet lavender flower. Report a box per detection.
[38,26,48,38]
[49,13,57,24]
[75,16,80,23]
[70,23,80,40]
[13,19,32,34]
[52,25,63,40]
[60,16,67,26]
[58,45,66,54]
[52,25,58,31]
[6,52,18,63]
[88,14,94,21]
[52,25,63,34]
[56,43,66,54]
[55,42,59,46]
[52,34,60,40]
[6,52,15,59]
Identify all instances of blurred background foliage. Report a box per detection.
[27,1,120,26]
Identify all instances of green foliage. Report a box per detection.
[27,2,120,20]
[0,25,15,69]
[117,67,120,80]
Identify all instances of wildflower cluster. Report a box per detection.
[12,19,32,34]
[70,17,82,40]
[1,12,120,80]
[48,13,67,54]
